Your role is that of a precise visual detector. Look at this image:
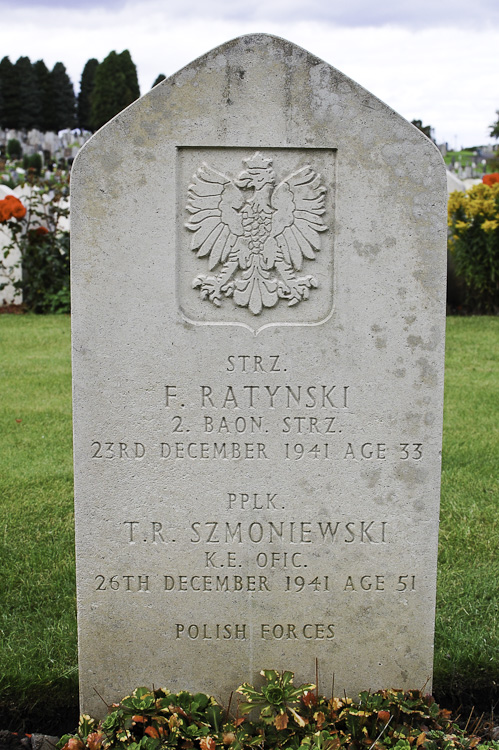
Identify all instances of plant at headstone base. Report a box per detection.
[447,182,499,313]
[56,674,499,750]
[237,669,314,731]
[0,182,70,312]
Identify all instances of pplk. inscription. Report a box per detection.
[185,152,328,314]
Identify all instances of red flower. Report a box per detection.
[483,173,499,186]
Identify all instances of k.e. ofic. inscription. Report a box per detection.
[186,152,327,315]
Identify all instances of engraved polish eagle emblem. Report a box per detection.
[185,152,328,315]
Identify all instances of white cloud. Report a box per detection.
[1,1,498,146]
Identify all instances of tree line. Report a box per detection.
[0,50,156,134]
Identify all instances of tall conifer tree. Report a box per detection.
[77,58,99,131]
[0,56,20,129]
[33,59,51,132]
[118,50,140,101]
[48,62,76,131]
[15,56,41,130]
[90,49,140,131]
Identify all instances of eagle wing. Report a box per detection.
[185,163,244,271]
[268,166,327,271]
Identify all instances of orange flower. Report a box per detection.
[10,198,27,219]
[0,200,11,222]
[483,173,499,186]
[0,195,26,220]
[36,226,50,235]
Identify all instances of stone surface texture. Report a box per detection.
[71,34,447,718]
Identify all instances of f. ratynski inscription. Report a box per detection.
[185,152,328,315]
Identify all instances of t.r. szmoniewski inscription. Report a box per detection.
[186,152,327,315]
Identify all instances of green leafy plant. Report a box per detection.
[0,179,70,312]
[22,152,44,176]
[56,673,499,750]
[448,182,499,312]
[237,669,314,729]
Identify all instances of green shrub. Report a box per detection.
[21,153,43,175]
[7,138,22,159]
[448,183,499,313]
[0,184,70,313]
[21,226,70,312]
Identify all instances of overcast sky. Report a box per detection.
[1,0,498,148]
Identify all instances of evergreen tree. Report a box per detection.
[33,60,51,132]
[77,57,99,131]
[47,62,76,131]
[15,56,41,130]
[0,56,20,129]
[90,49,140,131]
[118,50,140,102]
[411,119,435,142]
[490,110,499,140]
[152,73,166,87]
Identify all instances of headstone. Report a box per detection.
[71,34,447,718]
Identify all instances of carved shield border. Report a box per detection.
[176,146,336,335]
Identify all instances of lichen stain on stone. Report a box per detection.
[363,467,381,489]
[375,337,387,349]
[396,463,424,486]
[175,66,198,87]
[394,368,406,378]
[416,357,438,388]
[407,329,439,352]
[353,240,381,258]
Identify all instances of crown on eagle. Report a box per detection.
[243,151,273,170]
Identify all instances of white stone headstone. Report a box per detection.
[71,34,447,718]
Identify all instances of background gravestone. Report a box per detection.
[71,34,447,718]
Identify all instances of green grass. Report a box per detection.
[0,315,77,732]
[443,150,479,168]
[0,315,497,731]
[434,317,499,708]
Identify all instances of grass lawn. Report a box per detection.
[0,315,497,732]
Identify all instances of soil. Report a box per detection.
[0,304,26,314]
